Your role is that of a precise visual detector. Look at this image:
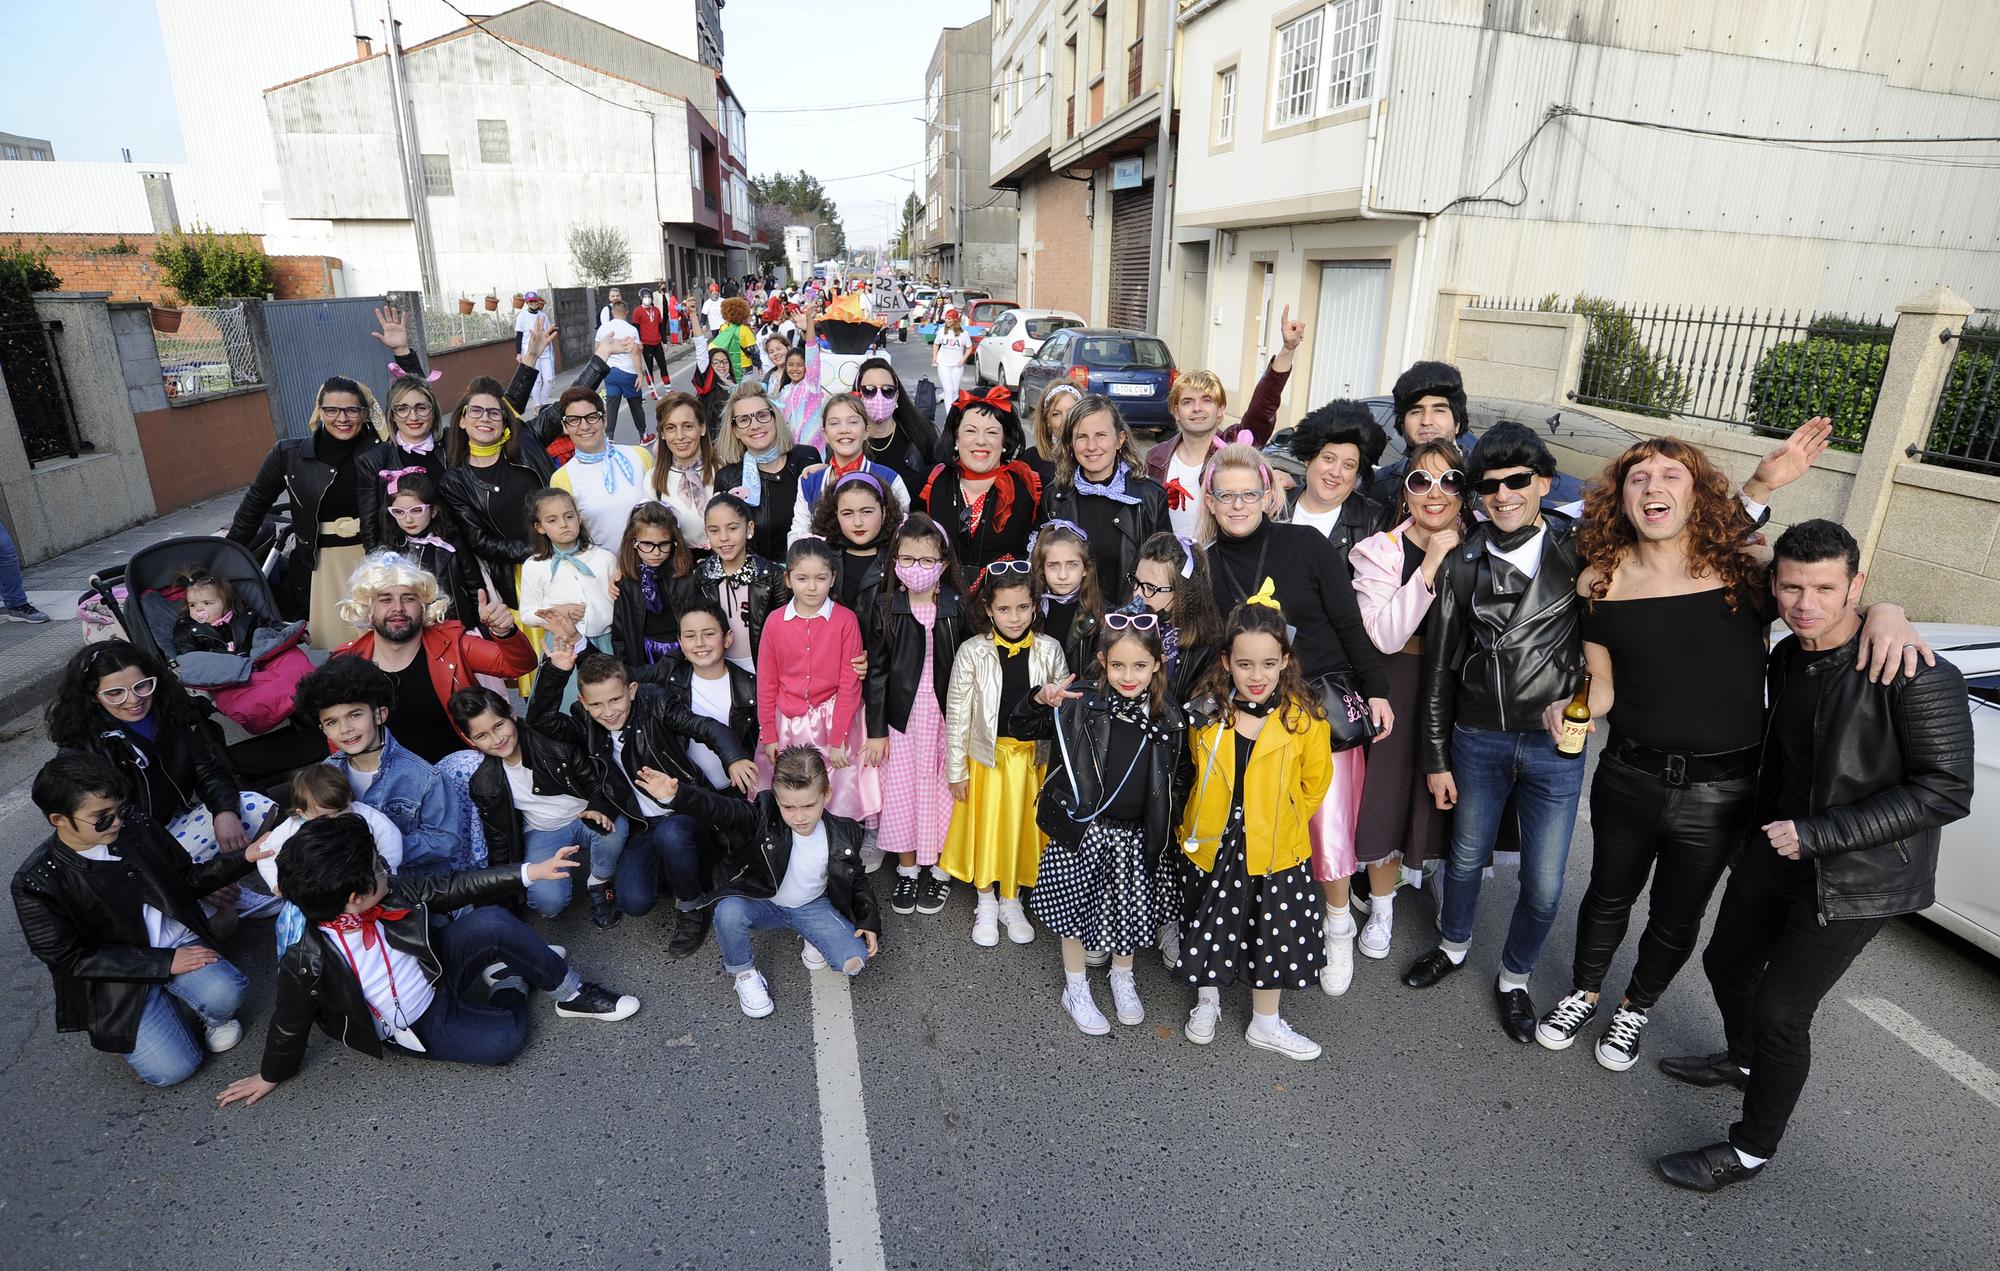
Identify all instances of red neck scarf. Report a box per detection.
[827,452,866,479]
[323,904,412,950]
[944,460,1041,534]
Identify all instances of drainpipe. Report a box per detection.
[1144,2,1177,333]
[383,0,440,299]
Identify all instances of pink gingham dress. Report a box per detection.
[875,599,953,865]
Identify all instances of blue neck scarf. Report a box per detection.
[573,444,637,493]
[736,444,784,508]
[551,544,597,578]
[1074,463,1141,506]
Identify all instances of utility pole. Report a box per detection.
[382,0,440,299]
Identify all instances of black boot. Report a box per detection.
[667,906,711,958]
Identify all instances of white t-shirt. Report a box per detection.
[256,803,407,892]
[322,919,436,1039]
[503,759,590,832]
[1165,452,1205,540]
[683,669,735,790]
[771,819,831,909]
[597,318,640,374]
[610,731,672,818]
[1291,502,1345,539]
[348,765,381,797]
[934,330,972,369]
[701,296,724,330]
[515,310,552,364]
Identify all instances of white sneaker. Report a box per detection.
[204,1019,243,1053]
[801,941,828,970]
[997,897,1035,944]
[1359,908,1393,960]
[1158,920,1181,969]
[1062,981,1111,1036]
[1320,925,1356,997]
[1107,968,1145,1026]
[1245,1013,1322,1061]
[1083,948,1110,967]
[733,970,774,1018]
[1185,997,1220,1045]
[971,892,1000,947]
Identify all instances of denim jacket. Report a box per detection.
[325,731,462,875]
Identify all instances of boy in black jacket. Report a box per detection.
[214,815,638,1107]
[13,752,276,1087]
[636,746,879,1020]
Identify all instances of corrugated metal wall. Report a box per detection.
[263,297,395,439]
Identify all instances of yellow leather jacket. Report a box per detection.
[1177,708,1333,876]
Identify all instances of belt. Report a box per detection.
[320,518,363,536]
[1608,735,1760,787]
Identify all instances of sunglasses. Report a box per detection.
[985,559,1033,576]
[1131,577,1174,599]
[1404,469,1466,498]
[1103,611,1160,632]
[79,804,130,833]
[388,503,432,518]
[856,384,900,400]
[97,677,159,705]
[1472,472,1537,497]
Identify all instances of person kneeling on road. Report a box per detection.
[635,747,880,1020]
[216,816,638,1107]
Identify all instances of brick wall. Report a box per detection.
[0,233,341,304]
[1028,171,1093,318]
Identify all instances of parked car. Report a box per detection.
[974,308,1086,389]
[965,299,1018,349]
[1018,328,1179,432]
[1916,624,2000,957]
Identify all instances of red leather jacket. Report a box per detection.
[337,621,537,744]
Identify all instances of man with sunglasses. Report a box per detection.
[550,386,657,547]
[13,752,277,1087]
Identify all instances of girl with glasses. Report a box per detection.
[610,501,695,670]
[438,376,557,615]
[716,381,819,563]
[376,473,481,632]
[358,363,447,551]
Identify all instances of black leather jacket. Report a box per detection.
[528,660,752,824]
[258,866,525,1082]
[467,724,626,870]
[671,784,880,934]
[674,555,789,661]
[436,443,556,609]
[356,441,446,551]
[227,436,349,616]
[1010,685,1188,854]
[1420,514,1584,773]
[74,712,242,825]
[865,589,966,736]
[1041,476,1173,608]
[12,822,252,1053]
[1759,634,1974,920]
[610,563,692,671]
[1283,487,1387,560]
[642,656,759,758]
[717,446,820,562]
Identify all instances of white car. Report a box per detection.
[974,308,1086,389]
[1918,624,2000,956]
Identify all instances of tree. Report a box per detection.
[893,193,923,260]
[568,222,631,286]
[749,169,845,256]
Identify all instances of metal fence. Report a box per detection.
[1472,297,1892,448]
[155,303,261,398]
[0,319,85,465]
[1912,316,2000,475]
[422,303,518,354]
[261,296,395,439]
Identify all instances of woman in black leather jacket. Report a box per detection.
[437,375,555,611]
[228,375,387,648]
[1040,396,1171,610]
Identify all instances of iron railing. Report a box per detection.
[1470,297,1892,448]
[0,319,85,465]
[423,303,517,354]
[1910,317,2000,474]
[156,302,261,398]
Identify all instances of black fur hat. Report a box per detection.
[1391,361,1469,435]
[1289,400,1389,476]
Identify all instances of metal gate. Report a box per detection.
[1108,183,1152,331]
[1306,262,1390,406]
[0,319,85,465]
[262,296,394,439]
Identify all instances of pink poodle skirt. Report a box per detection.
[1306,745,1368,882]
[765,697,881,822]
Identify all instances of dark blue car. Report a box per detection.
[1018,327,1178,432]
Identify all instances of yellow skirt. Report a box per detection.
[307,540,367,652]
[941,738,1045,898]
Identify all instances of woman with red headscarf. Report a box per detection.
[917,385,1042,578]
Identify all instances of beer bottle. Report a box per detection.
[1555,673,1593,758]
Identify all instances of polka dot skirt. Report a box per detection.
[1179,811,1324,991]
[1027,817,1176,955]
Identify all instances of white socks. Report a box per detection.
[1497,969,1530,994]
[1372,892,1395,920]
[1325,903,1355,936]
[1064,969,1087,990]
[1197,987,1220,1007]
[897,864,920,878]
[931,865,950,881]
[1735,1147,1768,1168]
[1440,939,1470,965]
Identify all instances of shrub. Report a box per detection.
[151,225,273,306]
[1924,344,2000,467]
[1563,295,1689,418]
[1745,337,1889,452]
[0,244,61,321]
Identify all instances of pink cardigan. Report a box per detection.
[1350,521,1439,654]
[756,599,864,741]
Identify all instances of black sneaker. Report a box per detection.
[915,872,949,914]
[1535,990,1599,1051]
[890,872,920,915]
[1595,1006,1649,1072]
[554,982,640,1021]
[588,881,622,930]
[667,907,711,958]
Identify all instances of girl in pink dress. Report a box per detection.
[755,538,878,820]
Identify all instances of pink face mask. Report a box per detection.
[861,392,899,424]
[895,560,946,593]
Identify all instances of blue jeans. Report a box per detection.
[401,906,581,1065]
[124,957,248,1086]
[521,816,630,917]
[1438,724,1585,976]
[615,814,712,916]
[714,895,870,976]
[0,519,26,609]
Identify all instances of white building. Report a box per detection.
[1170,0,2000,425]
[783,226,813,286]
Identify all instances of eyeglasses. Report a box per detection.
[733,409,776,428]
[463,405,507,422]
[320,406,367,421]
[1404,469,1466,498]
[1208,488,1263,507]
[896,554,944,569]
[633,539,676,556]
[96,677,159,705]
[391,403,433,420]
[1102,611,1160,631]
[78,804,130,833]
[388,503,432,519]
[1130,577,1174,599]
[985,559,1033,576]
[856,384,900,400]
[564,411,606,427]
[1472,471,1537,497]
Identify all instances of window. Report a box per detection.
[1036,36,1047,82]
[29,147,50,161]
[689,146,702,189]
[1323,0,1383,108]
[421,153,453,195]
[1272,1,1383,126]
[0,144,18,161]
[993,91,1003,136]
[1091,7,1107,75]
[1025,315,1082,340]
[477,118,510,163]
[1216,68,1237,143]
[1273,10,1323,125]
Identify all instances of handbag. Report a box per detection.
[1036,700,1150,853]
[1310,670,1373,753]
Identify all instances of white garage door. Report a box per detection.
[1306,262,1390,407]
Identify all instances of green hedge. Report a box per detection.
[1924,343,2000,468]
[1745,337,1888,451]
[0,244,61,322]
[152,225,273,306]
[1539,294,1690,418]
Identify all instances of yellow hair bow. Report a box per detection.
[1247,577,1282,610]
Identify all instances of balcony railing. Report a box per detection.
[1127,40,1143,100]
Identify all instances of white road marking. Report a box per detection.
[1848,997,2000,1109]
[810,968,888,1271]
[0,786,36,827]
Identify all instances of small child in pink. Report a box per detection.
[756,538,878,820]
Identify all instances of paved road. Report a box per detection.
[2,329,1996,1270]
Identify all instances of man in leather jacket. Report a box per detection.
[1403,423,1586,1043]
[1655,521,1973,1192]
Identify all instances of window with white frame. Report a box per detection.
[1273,10,1323,126]
[1324,0,1382,108]
[689,146,702,189]
[1216,68,1236,143]
[1272,0,1382,126]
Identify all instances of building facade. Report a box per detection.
[917,17,1020,295]
[0,132,55,162]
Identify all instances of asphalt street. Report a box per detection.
[0,332,1995,1271]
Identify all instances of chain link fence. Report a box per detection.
[155,303,261,398]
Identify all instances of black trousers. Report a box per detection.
[1701,847,1887,1159]
[1571,753,1753,1009]
[641,342,669,379]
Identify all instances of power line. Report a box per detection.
[1555,108,2000,147]
[435,0,650,116]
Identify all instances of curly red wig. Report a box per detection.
[1579,437,1762,609]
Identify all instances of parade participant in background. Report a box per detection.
[597,288,624,329]
[1143,370,1230,539]
[683,493,789,673]
[701,284,725,334]
[789,394,912,543]
[549,386,656,550]
[1042,397,1170,610]
[1371,361,1472,506]
[865,514,965,917]
[515,292,557,414]
[666,290,685,346]
[854,357,943,494]
[438,377,556,613]
[716,381,820,563]
[712,297,760,379]
[766,306,826,447]
[931,308,973,407]
[917,386,1042,579]
[1281,401,1390,559]
[941,564,1070,947]
[229,375,387,648]
[756,539,876,821]
[14,753,276,1088]
[812,470,902,621]
[358,305,446,550]
[1030,519,1103,670]
[594,301,648,444]
[377,473,481,632]
[649,391,720,549]
[1176,598,1334,1060]
[610,502,695,671]
[1655,520,1970,1193]
[633,289,669,391]
[503,322,624,456]
[692,346,739,438]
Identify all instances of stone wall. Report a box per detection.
[0,233,342,304]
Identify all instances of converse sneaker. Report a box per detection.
[1320,923,1356,997]
[203,1019,243,1053]
[1107,968,1144,1026]
[587,880,622,930]
[1184,996,1221,1045]
[916,872,950,915]
[889,872,920,915]
[971,891,1000,946]
[1596,1006,1650,1072]
[997,896,1034,944]
[1245,1013,1322,1061]
[1535,990,1600,1051]
[1358,908,1393,959]
[1083,948,1110,968]
[555,982,640,1021]
[1061,981,1111,1036]
[801,940,828,970]
[732,970,774,1018]
[1158,920,1181,969]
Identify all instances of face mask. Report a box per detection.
[861,393,899,424]
[895,560,946,593]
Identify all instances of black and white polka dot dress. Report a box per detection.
[1029,817,1177,954]
[1178,728,1325,991]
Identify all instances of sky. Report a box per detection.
[0,0,990,252]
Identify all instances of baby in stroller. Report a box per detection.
[157,569,315,736]
[172,572,257,655]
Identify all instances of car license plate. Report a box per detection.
[1109,382,1152,397]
